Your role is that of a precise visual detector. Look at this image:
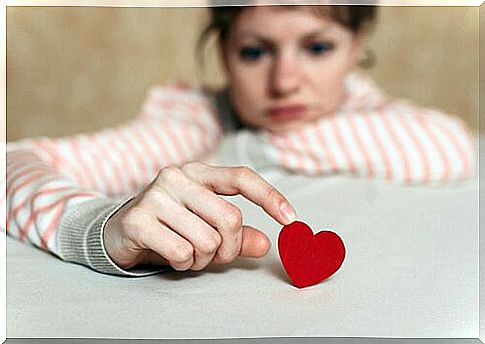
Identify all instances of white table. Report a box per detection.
[7,166,479,339]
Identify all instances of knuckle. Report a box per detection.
[263,187,285,211]
[169,243,194,263]
[172,260,192,271]
[190,263,207,272]
[156,165,182,184]
[181,161,202,173]
[235,166,254,181]
[220,205,242,230]
[200,234,221,254]
[216,252,237,264]
[265,187,281,203]
[142,187,168,205]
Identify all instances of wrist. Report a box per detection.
[102,196,137,270]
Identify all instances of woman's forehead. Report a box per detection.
[236,5,334,22]
[229,6,343,39]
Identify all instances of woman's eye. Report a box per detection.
[306,42,334,56]
[239,46,266,61]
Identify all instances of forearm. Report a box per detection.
[265,102,475,185]
[6,148,166,276]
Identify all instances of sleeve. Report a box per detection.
[264,100,476,185]
[5,83,223,275]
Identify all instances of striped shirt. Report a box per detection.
[4,72,476,276]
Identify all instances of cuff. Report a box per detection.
[58,197,170,277]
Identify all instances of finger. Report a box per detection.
[139,189,222,271]
[212,226,270,262]
[143,250,194,272]
[238,226,272,258]
[125,208,194,271]
[142,251,169,266]
[167,174,244,264]
[184,163,297,225]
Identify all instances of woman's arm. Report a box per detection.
[6,83,223,275]
[265,100,475,185]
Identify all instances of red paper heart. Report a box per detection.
[278,221,346,288]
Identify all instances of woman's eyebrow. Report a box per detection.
[233,27,333,44]
[300,28,334,40]
[231,34,276,49]
[233,32,272,43]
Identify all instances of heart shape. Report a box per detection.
[278,221,346,288]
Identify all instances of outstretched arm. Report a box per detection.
[265,100,475,185]
[6,83,223,275]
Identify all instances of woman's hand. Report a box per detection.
[103,162,297,271]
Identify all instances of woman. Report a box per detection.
[6,5,475,276]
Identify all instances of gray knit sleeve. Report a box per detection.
[57,197,171,276]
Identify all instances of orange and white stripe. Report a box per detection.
[265,98,475,185]
[6,84,222,258]
[4,74,476,269]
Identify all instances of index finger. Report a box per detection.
[183,163,297,225]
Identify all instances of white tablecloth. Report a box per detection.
[7,164,479,339]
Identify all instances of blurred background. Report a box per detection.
[6,6,480,141]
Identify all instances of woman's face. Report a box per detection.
[222,6,365,133]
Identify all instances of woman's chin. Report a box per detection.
[262,120,308,134]
[242,117,317,134]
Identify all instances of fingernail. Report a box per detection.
[280,202,297,224]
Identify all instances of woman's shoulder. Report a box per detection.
[145,81,213,105]
[344,71,444,115]
[145,81,243,132]
[145,81,231,111]
[141,81,218,119]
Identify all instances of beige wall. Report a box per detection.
[7,6,479,141]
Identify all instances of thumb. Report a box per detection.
[239,225,272,258]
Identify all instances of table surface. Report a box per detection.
[7,162,479,339]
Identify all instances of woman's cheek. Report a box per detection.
[230,88,260,125]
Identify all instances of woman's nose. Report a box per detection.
[270,53,301,97]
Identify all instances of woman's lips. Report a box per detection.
[266,105,308,121]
